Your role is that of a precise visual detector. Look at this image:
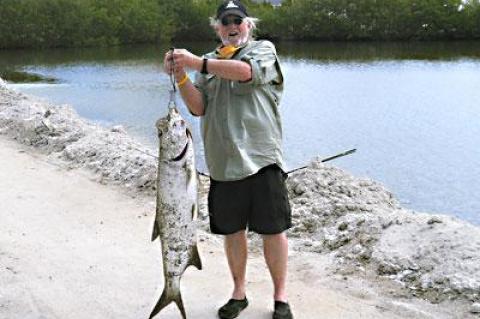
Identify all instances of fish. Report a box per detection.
[149,106,202,319]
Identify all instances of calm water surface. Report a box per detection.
[1,41,479,224]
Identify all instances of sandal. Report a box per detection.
[218,297,248,319]
[273,301,293,319]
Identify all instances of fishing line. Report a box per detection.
[196,149,358,178]
[167,47,177,109]
[132,147,158,159]
[169,47,176,93]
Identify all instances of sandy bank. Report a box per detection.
[1,80,479,317]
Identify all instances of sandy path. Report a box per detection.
[0,136,457,319]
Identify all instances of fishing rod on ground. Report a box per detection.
[198,148,357,177]
[131,148,357,177]
[285,148,357,175]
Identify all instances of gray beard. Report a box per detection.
[221,34,250,47]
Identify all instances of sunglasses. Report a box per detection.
[221,16,244,26]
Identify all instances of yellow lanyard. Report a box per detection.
[216,45,243,59]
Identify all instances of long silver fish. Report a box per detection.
[149,107,202,319]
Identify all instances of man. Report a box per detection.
[163,1,293,318]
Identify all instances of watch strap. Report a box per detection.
[201,58,208,74]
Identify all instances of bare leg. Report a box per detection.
[263,232,289,302]
[224,230,248,299]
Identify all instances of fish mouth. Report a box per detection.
[170,129,192,162]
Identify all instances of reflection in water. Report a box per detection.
[0,43,211,70]
[2,40,480,70]
[1,41,479,225]
[277,40,480,61]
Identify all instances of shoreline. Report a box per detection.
[1,79,479,317]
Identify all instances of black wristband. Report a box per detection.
[201,58,208,74]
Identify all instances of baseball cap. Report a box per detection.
[216,0,249,20]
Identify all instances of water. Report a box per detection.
[1,41,479,224]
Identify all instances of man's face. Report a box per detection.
[217,15,251,46]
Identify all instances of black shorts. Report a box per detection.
[208,164,292,235]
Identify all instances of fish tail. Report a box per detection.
[188,244,202,270]
[149,276,186,319]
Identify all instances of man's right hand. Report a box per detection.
[164,49,202,75]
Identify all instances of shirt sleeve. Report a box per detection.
[240,40,283,86]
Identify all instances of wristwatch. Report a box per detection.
[201,58,208,74]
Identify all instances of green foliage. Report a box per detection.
[464,0,480,38]
[0,0,479,49]
[167,0,218,40]
[253,0,478,41]
[0,0,172,48]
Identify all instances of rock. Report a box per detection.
[294,183,307,195]
[427,216,443,225]
[352,244,363,255]
[337,221,348,231]
[470,303,480,313]
[377,261,402,275]
[111,125,127,134]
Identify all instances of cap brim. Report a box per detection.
[218,9,247,20]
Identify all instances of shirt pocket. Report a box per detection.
[230,80,253,95]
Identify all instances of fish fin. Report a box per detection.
[176,293,187,319]
[187,244,202,270]
[149,276,186,319]
[151,221,160,242]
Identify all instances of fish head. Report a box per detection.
[156,107,191,161]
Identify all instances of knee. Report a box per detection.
[226,229,247,240]
[262,232,287,242]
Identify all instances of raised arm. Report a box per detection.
[164,50,204,116]
[168,49,252,82]
[164,48,253,115]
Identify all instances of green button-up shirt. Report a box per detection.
[194,40,285,181]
